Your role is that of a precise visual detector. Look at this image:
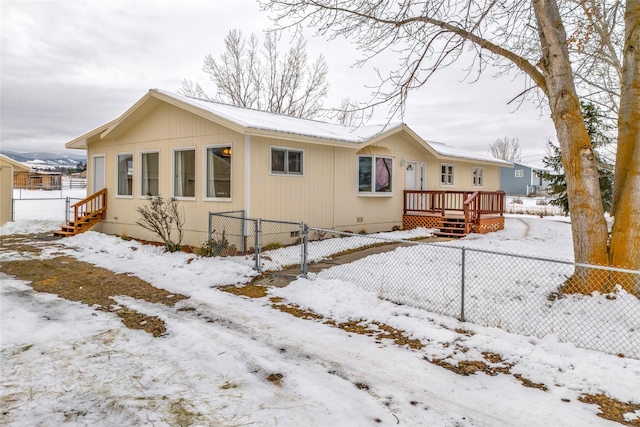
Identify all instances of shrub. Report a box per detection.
[263,242,283,251]
[200,230,238,257]
[135,196,184,253]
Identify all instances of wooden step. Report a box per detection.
[435,216,469,238]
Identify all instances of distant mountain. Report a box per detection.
[0,150,86,170]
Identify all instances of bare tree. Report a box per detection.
[181,29,329,119]
[260,0,640,288]
[335,97,364,126]
[565,0,624,129]
[488,137,522,161]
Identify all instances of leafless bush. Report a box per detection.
[136,196,185,252]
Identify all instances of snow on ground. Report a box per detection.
[10,187,86,223]
[2,213,640,426]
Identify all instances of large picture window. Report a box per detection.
[140,151,159,197]
[358,156,393,194]
[173,148,196,198]
[441,163,454,186]
[472,166,483,187]
[205,145,232,199]
[271,147,303,175]
[116,153,133,196]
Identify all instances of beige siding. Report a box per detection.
[0,157,29,226]
[0,163,14,226]
[88,103,246,246]
[248,136,334,227]
[334,133,426,232]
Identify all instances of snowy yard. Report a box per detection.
[1,192,640,426]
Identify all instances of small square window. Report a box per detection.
[271,147,303,175]
[472,166,483,187]
[440,163,454,186]
[515,169,524,178]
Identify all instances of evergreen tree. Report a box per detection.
[539,102,614,215]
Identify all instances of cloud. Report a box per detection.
[1,0,555,164]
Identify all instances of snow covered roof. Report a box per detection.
[155,89,400,143]
[65,89,511,167]
[0,154,30,172]
[425,140,513,167]
[511,161,552,172]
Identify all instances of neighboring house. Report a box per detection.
[500,161,552,196]
[0,154,30,226]
[14,170,62,190]
[63,89,511,246]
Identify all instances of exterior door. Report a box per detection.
[92,155,105,193]
[405,161,418,190]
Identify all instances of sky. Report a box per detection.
[1,0,557,165]
[3,191,640,425]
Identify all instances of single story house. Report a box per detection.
[500,161,553,196]
[63,89,511,246]
[0,154,30,226]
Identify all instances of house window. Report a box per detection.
[358,156,393,194]
[515,169,524,178]
[116,153,133,196]
[472,166,483,187]
[271,147,303,175]
[440,163,454,186]
[205,145,232,199]
[140,151,159,197]
[173,148,196,198]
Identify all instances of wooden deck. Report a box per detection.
[54,189,107,237]
[403,190,505,238]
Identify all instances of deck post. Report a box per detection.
[460,247,466,322]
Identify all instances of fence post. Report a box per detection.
[65,197,70,223]
[460,247,466,322]
[207,212,213,251]
[301,223,309,278]
[11,198,15,222]
[254,219,261,273]
[241,210,246,253]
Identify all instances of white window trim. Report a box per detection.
[357,155,394,197]
[115,152,134,198]
[440,163,455,187]
[203,144,233,202]
[139,150,160,198]
[171,147,197,201]
[269,145,305,176]
[472,166,484,188]
[515,169,524,178]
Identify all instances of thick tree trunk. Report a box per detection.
[610,0,640,292]
[533,0,610,292]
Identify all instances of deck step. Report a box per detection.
[435,216,469,238]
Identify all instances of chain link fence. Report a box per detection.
[12,197,84,222]
[209,211,640,359]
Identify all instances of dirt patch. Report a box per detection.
[1,246,188,337]
[579,394,640,426]
[266,373,284,387]
[269,298,423,350]
[220,282,269,299]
